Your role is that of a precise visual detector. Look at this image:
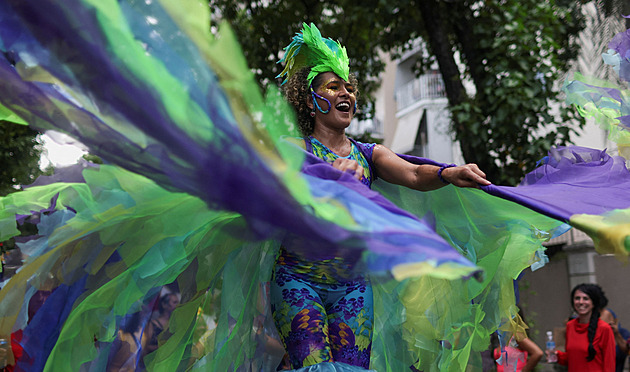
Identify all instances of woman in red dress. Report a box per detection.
[552,283,615,372]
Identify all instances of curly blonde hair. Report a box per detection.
[283,67,359,136]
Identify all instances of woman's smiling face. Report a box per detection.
[573,289,594,318]
[310,72,356,130]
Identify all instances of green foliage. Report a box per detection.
[209,0,588,185]
[1,222,38,254]
[351,131,383,145]
[446,0,587,185]
[0,121,43,196]
[82,154,104,164]
[208,0,394,119]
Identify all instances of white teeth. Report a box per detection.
[336,102,350,112]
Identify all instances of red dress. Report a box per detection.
[557,318,615,372]
[493,344,528,372]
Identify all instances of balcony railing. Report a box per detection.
[395,72,446,112]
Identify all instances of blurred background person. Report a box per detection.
[493,309,543,372]
[600,306,629,372]
[550,283,615,372]
[107,312,147,372]
[143,292,179,358]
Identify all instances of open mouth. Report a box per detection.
[336,102,351,112]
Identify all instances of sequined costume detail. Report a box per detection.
[271,137,375,369]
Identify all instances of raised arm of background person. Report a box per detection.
[610,318,629,355]
[516,335,543,372]
[372,144,491,191]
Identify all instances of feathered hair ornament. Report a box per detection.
[276,23,350,86]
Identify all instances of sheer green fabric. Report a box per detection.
[0,0,570,370]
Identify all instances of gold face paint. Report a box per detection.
[316,77,356,97]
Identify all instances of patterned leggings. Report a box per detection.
[270,265,374,369]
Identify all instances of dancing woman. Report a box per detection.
[270,23,490,371]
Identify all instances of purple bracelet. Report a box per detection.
[438,163,457,184]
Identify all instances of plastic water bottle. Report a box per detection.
[546,331,557,363]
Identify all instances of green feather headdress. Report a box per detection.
[276,23,350,86]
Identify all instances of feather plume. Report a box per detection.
[276,23,349,86]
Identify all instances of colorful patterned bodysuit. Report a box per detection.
[270,137,376,369]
